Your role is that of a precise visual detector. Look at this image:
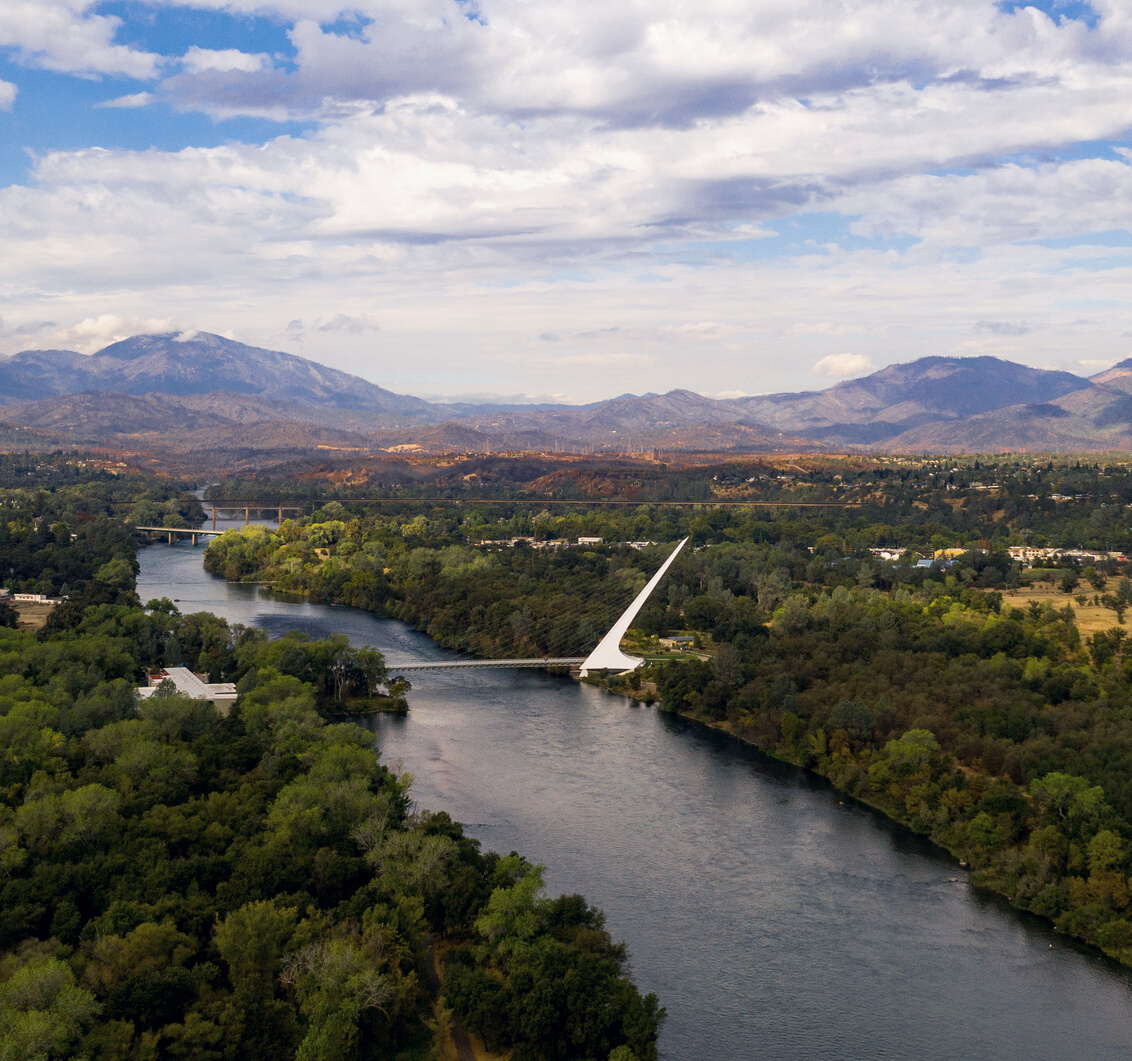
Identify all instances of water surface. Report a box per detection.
[139,537,1132,1060]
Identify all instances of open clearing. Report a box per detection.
[1000,582,1125,638]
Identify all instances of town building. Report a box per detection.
[1006,546,1127,565]
[137,667,238,713]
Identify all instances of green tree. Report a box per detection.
[0,954,99,1060]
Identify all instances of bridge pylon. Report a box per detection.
[579,537,688,676]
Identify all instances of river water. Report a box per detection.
[139,533,1132,1060]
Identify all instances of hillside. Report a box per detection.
[728,357,1094,443]
[5,335,1132,454]
[0,332,442,421]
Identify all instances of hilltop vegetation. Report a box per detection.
[204,457,1132,966]
[0,482,662,1061]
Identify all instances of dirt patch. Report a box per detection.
[13,601,57,631]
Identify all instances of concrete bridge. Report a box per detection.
[134,526,225,545]
[390,657,587,672]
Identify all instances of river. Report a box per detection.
[139,532,1132,1060]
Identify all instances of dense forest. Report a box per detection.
[0,478,662,1061]
[203,458,1132,967]
[0,462,204,601]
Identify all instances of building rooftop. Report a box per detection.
[137,667,237,710]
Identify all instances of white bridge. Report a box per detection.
[390,537,688,677]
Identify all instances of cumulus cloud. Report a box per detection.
[813,354,876,378]
[151,0,1132,132]
[97,93,152,110]
[181,47,270,75]
[0,81,15,111]
[1,0,1132,398]
[45,316,182,354]
[0,2,159,77]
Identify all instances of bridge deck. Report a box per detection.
[134,526,224,535]
[391,658,585,671]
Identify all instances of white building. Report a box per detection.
[137,667,238,713]
[868,548,911,562]
[1007,546,1127,565]
[577,536,604,545]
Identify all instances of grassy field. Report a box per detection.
[1001,582,1125,637]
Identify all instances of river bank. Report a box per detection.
[203,534,1132,971]
[142,537,1132,1060]
[602,671,1132,967]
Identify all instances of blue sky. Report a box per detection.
[0,1,1130,401]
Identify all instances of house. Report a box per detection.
[577,536,603,545]
[868,548,908,562]
[660,635,696,649]
[137,667,238,714]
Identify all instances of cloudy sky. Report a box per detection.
[0,1,1129,402]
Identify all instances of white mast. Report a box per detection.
[579,537,688,675]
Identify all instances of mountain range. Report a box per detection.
[2,331,1132,457]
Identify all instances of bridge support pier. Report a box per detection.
[245,507,250,526]
[211,506,217,530]
[167,531,173,545]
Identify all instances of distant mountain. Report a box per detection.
[1088,359,1132,395]
[4,334,1132,455]
[0,332,442,421]
[0,349,100,403]
[727,357,1093,444]
[3,391,382,452]
[877,375,1132,454]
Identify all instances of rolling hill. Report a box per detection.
[3,332,1132,454]
[0,332,441,422]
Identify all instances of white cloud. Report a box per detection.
[812,354,876,378]
[840,157,1132,247]
[97,93,153,110]
[316,313,380,333]
[1,1,1132,398]
[153,0,1132,132]
[47,316,182,354]
[0,2,159,78]
[0,81,15,111]
[181,47,269,75]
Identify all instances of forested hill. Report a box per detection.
[0,474,663,1061]
[203,460,1132,967]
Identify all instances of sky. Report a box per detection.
[0,1,1130,403]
